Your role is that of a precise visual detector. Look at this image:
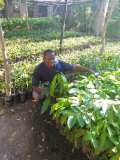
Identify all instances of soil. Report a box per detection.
[0,100,87,160]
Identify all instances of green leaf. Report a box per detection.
[91,137,98,149]
[41,98,51,114]
[83,131,92,141]
[95,127,113,155]
[77,116,85,128]
[111,122,119,129]
[68,88,80,94]
[84,132,98,149]
[60,114,68,125]
[107,126,119,146]
[67,115,77,129]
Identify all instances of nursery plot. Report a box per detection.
[40,71,120,160]
[0,38,120,97]
[3,36,100,62]
[0,3,120,159]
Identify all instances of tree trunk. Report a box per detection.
[59,0,68,55]
[95,0,110,36]
[19,0,28,18]
[0,24,11,96]
[4,0,13,18]
[100,0,118,53]
[19,0,29,29]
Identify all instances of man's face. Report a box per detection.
[43,53,55,69]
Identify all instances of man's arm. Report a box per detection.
[59,60,94,74]
[72,64,95,74]
[59,60,95,77]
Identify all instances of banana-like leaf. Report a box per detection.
[67,115,77,130]
[41,98,51,114]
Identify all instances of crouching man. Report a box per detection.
[32,49,95,104]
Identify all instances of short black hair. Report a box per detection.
[43,49,55,57]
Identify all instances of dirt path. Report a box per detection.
[0,101,87,160]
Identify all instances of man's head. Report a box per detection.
[43,49,56,69]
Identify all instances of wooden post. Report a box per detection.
[0,24,11,96]
[19,0,27,18]
[59,0,68,55]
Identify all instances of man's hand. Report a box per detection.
[94,72,99,77]
[32,86,48,110]
[32,86,44,102]
[88,68,99,77]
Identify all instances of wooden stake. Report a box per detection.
[59,0,68,55]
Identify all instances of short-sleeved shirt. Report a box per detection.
[32,60,74,86]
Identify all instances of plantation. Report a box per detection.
[0,1,120,159]
[0,29,119,159]
[40,71,120,160]
[0,38,119,95]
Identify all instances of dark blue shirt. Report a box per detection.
[32,60,74,86]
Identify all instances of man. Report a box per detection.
[32,49,95,102]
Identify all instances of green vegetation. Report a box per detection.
[0,37,120,94]
[2,17,60,32]
[2,15,120,40]
[107,1,120,38]
[0,16,120,160]
[4,36,99,62]
[41,71,120,160]
[107,20,120,38]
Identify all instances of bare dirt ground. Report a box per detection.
[0,100,87,160]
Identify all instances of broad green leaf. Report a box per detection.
[41,98,51,114]
[67,115,77,129]
[95,127,113,155]
[68,88,80,94]
[83,131,92,141]
[70,97,80,107]
[77,116,85,128]
[83,115,90,125]
[60,114,68,125]
[107,126,119,146]
[87,81,95,89]
[111,122,119,129]
[91,137,98,149]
